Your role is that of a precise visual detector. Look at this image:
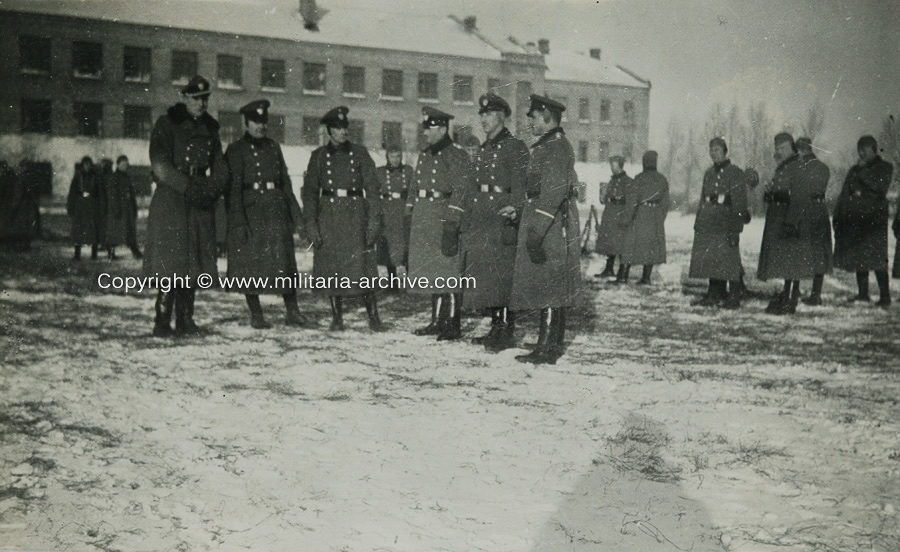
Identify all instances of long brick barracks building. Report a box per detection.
[1,0,650,193]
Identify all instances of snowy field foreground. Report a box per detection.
[2,213,900,552]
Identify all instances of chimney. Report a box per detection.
[589,48,601,60]
[299,0,322,31]
[538,38,550,55]
[463,15,477,33]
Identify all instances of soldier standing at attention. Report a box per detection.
[103,157,132,261]
[67,156,103,260]
[463,93,529,352]
[795,137,833,306]
[144,75,228,337]
[509,95,581,365]
[375,143,413,280]
[832,135,894,307]
[689,137,749,309]
[619,150,669,285]
[594,155,631,281]
[407,107,471,341]
[114,156,143,259]
[226,100,307,329]
[302,106,384,331]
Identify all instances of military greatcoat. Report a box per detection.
[832,156,894,272]
[462,127,529,310]
[620,168,669,266]
[104,170,134,247]
[302,141,381,296]
[226,133,303,294]
[594,171,632,256]
[509,128,581,310]
[688,160,748,280]
[375,163,413,268]
[407,135,471,294]
[796,152,833,274]
[67,168,103,245]
[143,103,228,280]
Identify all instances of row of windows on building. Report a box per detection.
[17,35,639,125]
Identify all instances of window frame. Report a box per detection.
[417,72,439,103]
[381,69,404,101]
[123,46,152,84]
[72,41,103,80]
[171,50,197,85]
[20,98,52,134]
[261,58,286,92]
[216,54,243,90]
[303,62,327,95]
[19,35,52,75]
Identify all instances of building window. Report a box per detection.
[302,116,323,145]
[218,111,242,145]
[217,55,242,89]
[623,142,634,162]
[418,72,438,101]
[556,96,568,122]
[268,114,286,144]
[600,99,611,122]
[303,63,326,95]
[624,101,635,125]
[578,141,589,162]
[348,120,365,145]
[21,99,52,134]
[261,59,286,91]
[381,121,403,150]
[74,102,103,136]
[19,36,51,75]
[452,75,473,104]
[578,98,590,123]
[123,46,151,83]
[171,50,197,85]
[381,69,403,100]
[343,66,365,97]
[123,105,152,139]
[599,141,610,161]
[73,41,103,79]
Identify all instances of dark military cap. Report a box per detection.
[321,106,350,129]
[796,136,813,150]
[642,150,658,170]
[422,106,454,128]
[181,75,211,98]
[478,93,511,117]
[774,132,794,146]
[709,136,728,153]
[526,94,566,117]
[857,135,877,151]
[240,99,270,123]
[608,155,625,166]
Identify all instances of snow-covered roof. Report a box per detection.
[544,50,650,89]
[1,0,528,61]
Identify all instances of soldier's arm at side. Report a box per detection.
[300,151,321,230]
[360,148,383,242]
[445,148,470,225]
[531,141,571,234]
[66,174,78,215]
[277,145,303,226]
[224,144,249,229]
[208,136,229,199]
[406,155,422,216]
[509,141,530,218]
[730,168,749,232]
[856,162,893,196]
[148,117,190,194]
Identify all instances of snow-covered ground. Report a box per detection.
[1,213,899,552]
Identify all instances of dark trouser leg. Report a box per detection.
[486,307,517,352]
[614,263,630,284]
[152,291,175,337]
[554,307,566,353]
[472,308,501,345]
[364,293,385,331]
[415,294,443,336]
[329,295,344,331]
[597,255,616,278]
[722,280,741,309]
[90,243,98,260]
[108,247,117,260]
[803,274,824,306]
[284,292,307,326]
[875,270,891,307]
[850,271,870,302]
[246,294,271,329]
[175,288,200,335]
[515,308,555,364]
[637,265,653,285]
[73,245,81,260]
[766,280,792,314]
[693,279,725,306]
[437,293,462,341]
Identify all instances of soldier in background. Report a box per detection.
[619,150,669,285]
[893,210,900,280]
[144,75,229,337]
[114,156,143,259]
[832,135,894,307]
[795,137,833,305]
[594,155,631,281]
[96,158,114,258]
[407,106,471,341]
[67,156,103,260]
[226,100,306,329]
[463,93,529,352]
[103,156,131,260]
[302,106,384,331]
[375,143,413,280]
[689,137,749,308]
[509,95,581,365]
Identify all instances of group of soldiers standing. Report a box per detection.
[141,76,581,364]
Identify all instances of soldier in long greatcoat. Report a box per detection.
[302,106,384,331]
[375,145,413,278]
[795,137,833,306]
[832,135,894,307]
[226,100,306,329]
[689,137,749,309]
[619,150,669,285]
[407,107,471,341]
[103,157,132,260]
[462,93,529,351]
[594,155,631,280]
[509,95,581,365]
[67,156,103,260]
[144,75,229,337]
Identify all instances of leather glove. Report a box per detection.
[739,210,751,225]
[525,226,547,265]
[307,224,323,249]
[743,168,760,189]
[441,220,460,257]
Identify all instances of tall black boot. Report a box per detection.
[486,308,517,352]
[596,255,616,278]
[364,294,386,331]
[415,295,443,336]
[849,271,870,302]
[90,243,99,260]
[329,295,344,331]
[246,294,271,329]
[516,308,554,364]
[73,245,81,260]
[781,280,800,314]
[875,270,891,307]
[637,265,653,285]
[152,291,175,337]
[692,279,725,306]
[472,308,501,345]
[766,280,792,313]
[437,293,462,341]
[129,243,143,259]
[108,247,117,260]
[802,274,824,306]
[722,280,741,309]
[283,292,308,327]
[175,288,201,335]
[614,264,630,285]
[554,307,566,356]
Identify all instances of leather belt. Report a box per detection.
[703,193,731,205]
[479,184,511,194]
[418,190,451,199]
[249,182,276,191]
[607,197,626,205]
[187,167,210,177]
[321,188,364,198]
[764,190,790,205]
[382,191,408,200]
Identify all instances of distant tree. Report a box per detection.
[879,114,899,173]
[800,100,826,141]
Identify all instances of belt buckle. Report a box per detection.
[337,189,348,198]
[479,185,489,193]
[252,182,260,190]
[266,182,275,190]
[391,192,401,199]
[418,189,427,198]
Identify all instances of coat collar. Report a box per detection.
[425,134,453,155]
[482,127,511,149]
[532,127,564,149]
[327,140,352,154]
[713,159,731,171]
[167,103,219,132]
[242,132,268,148]
[776,153,798,171]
